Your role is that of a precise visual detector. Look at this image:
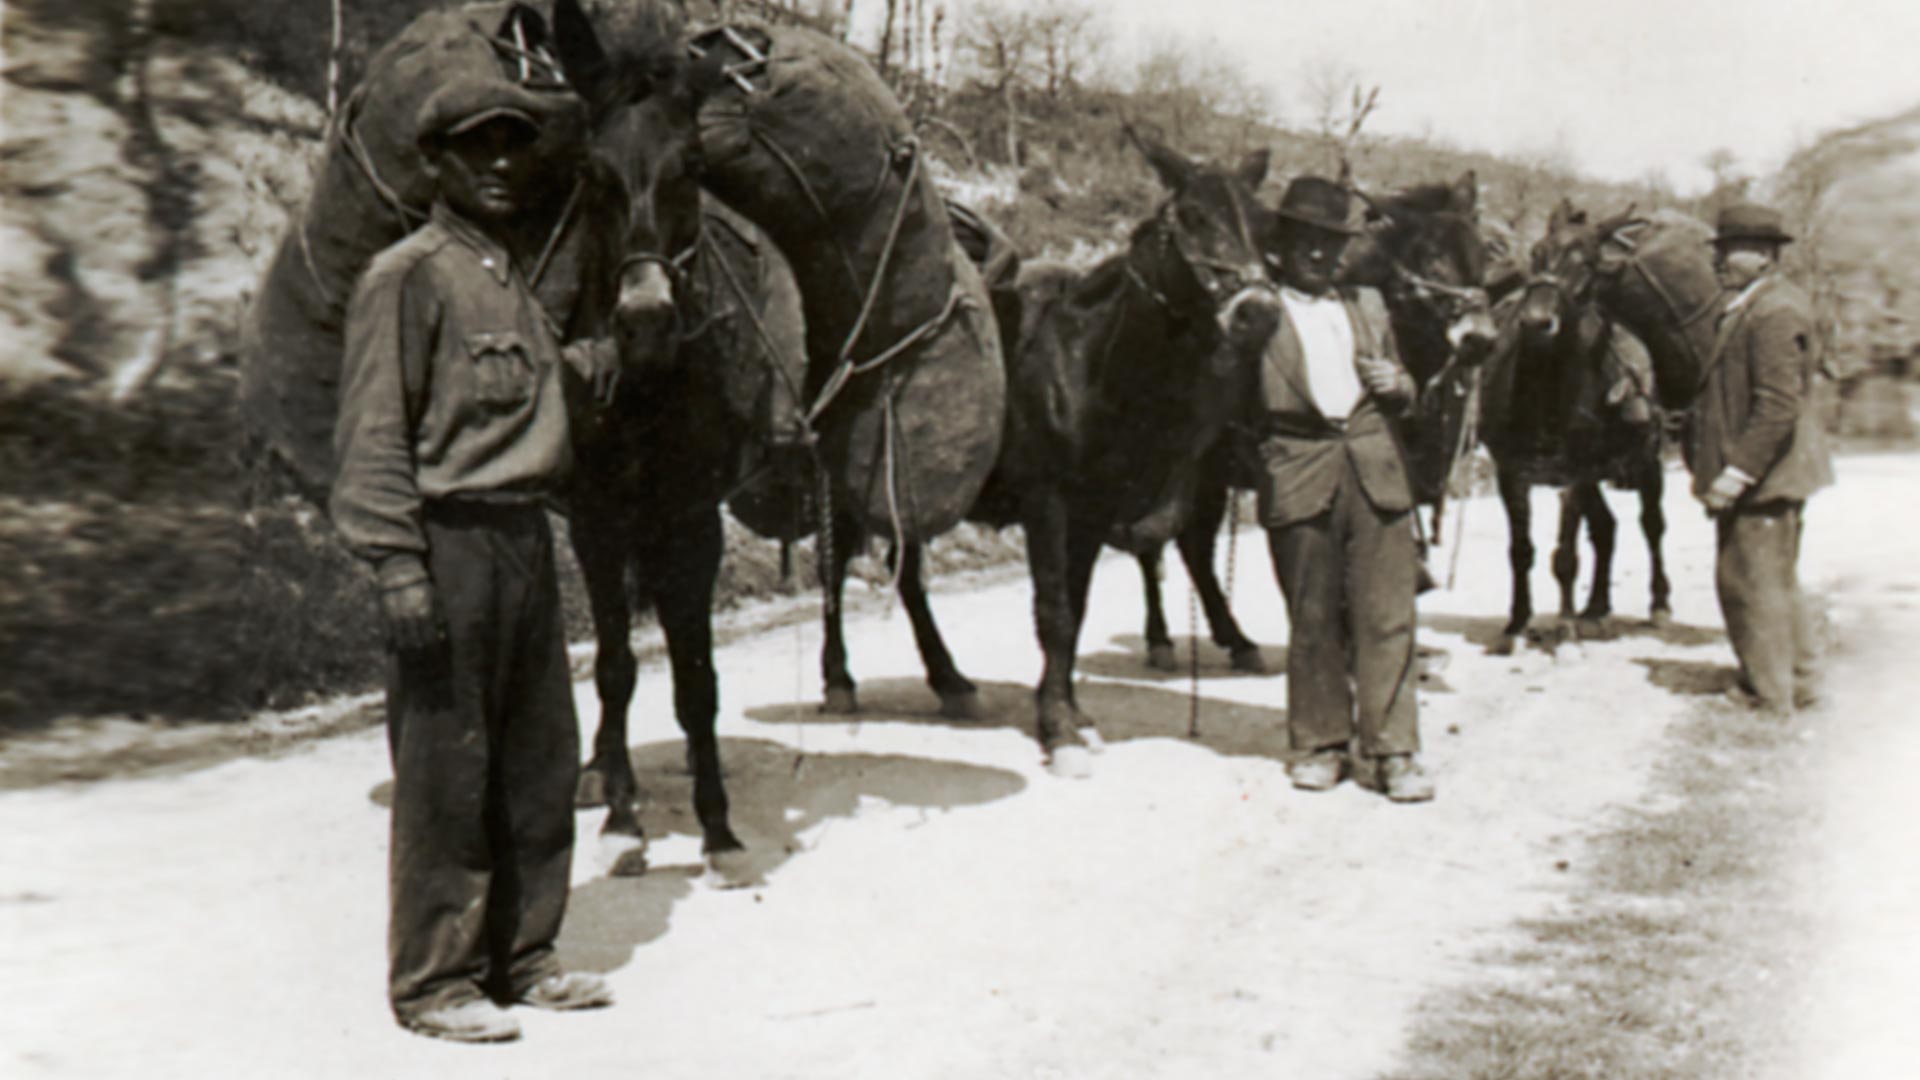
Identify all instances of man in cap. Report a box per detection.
[1251,176,1434,802]
[331,76,614,1043]
[1691,201,1833,715]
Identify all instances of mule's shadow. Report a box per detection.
[1420,610,1723,654]
[747,674,1293,764]
[370,737,1025,976]
[1075,634,1285,683]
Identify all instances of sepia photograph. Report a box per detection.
[3,0,1917,1075]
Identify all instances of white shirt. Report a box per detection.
[1279,286,1362,420]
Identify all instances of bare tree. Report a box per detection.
[955,0,1038,164]
[1028,0,1101,101]
[1299,57,1379,170]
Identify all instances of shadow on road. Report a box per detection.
[1635,657,1739,697]
[1076,634,1286,682]
[557,737,1024,975]
[1422,611,1724,654]
[746,677,1292,765]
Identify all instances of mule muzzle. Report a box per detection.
[1218,279,1280,351]
[614,258,679,369]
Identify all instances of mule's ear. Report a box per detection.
[552,0,612,110]
[1236,149,1271,191]
[1126,125,1193,192]
[1452,170,1478,213]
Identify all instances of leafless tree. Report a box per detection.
[955,0,1037,164]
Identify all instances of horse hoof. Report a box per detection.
[1081,726,1107,754]
[1046,744,1094,780]
[596,831,649,878]
[706,846,758,889]
[574,769,607,809]
[1146,643,1178,672]
[1490,634,1520,657]
[1649,608,1673,631]
[939,691,983,721]
[820,686,859,715]
[1229,645,1268,674]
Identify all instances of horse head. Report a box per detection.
[1339,170,1497,370]
[1124,128,1280,352]
[552,0,699,370]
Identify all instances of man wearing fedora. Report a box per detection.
[1249,175,1434,802]
[1691,201,1833,716]
[331,77,616,1043]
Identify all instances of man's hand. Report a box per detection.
[381,580,446,653]
[564,338,621,407]
[1700,467,1751,516]
[1358,356,1414,402]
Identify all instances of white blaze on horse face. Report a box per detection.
[1448,305,1498,353]
[1218,280,1280,349]
[617,261,674,323]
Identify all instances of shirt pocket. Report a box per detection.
[464,330,536,409]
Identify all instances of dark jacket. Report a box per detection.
[330,203,574,590]
[1249,285,1415,529]
[1688,275,1834,505]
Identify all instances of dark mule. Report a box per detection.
[1483,201,1719,653]
[1124,171,1500,674]
[551,0,808,871]
[674,19,1008,723]
[971,136,1281,775]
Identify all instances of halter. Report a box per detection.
[1127,196,1269,317]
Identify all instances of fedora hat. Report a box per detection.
[1712,202,1793,246]
[1275,176,1359,236]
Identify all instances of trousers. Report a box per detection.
[1715,500,1818,712]
[1266,458,1420,757]
[384,501,579,1021]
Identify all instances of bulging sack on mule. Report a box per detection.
[239,2,584,501]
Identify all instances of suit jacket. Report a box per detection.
[1247,285,1415,529]
[1688,276,1833,505]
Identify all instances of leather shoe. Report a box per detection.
[1288,749,1345,792]
[1379,754,1435,803]
[519,971,615,1012]
[400,999,521,1043]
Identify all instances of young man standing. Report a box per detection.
[1253,176,1434,803]
[331,77,613,1044]
[1692,201,1834,716]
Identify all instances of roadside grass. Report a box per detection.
[1383,690,1817,1079]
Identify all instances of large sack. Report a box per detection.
[240,2,586,501]
[688,22,1005,545]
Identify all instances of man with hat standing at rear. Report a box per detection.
[1251,176,1434,802]
[331,76,614,1043]
[1691,201,1833,715]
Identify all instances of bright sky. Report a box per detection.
[853,0,1920,194]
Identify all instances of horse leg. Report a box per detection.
[1577,481,1618,636]
[893,540,980,718]
[818,505,862,715]
[1180,479,1265,672]
[568,513,643,839]
[648,508,745,869]
[1641,464,1673,628]
[1551,487,1581,621]
[1025,486,1091,777]
[1495,465,1534,654]
[1138,545,1178,672]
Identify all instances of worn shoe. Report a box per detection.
[1288,749,1346,792]
[519,972,615,1012]
[1379,754,1436,803]
[400,999,522,1043]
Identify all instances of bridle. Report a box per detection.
[1127,193,1273,317]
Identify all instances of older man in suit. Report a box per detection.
[1251,176,1432,802]
[1690,201,1834,715]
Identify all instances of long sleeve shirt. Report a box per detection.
[330,202,573,590]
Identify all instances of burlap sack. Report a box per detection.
[239,2,585,501]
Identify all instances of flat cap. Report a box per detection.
[415,76,560,145]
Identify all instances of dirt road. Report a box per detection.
[4,456,1916,1078]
